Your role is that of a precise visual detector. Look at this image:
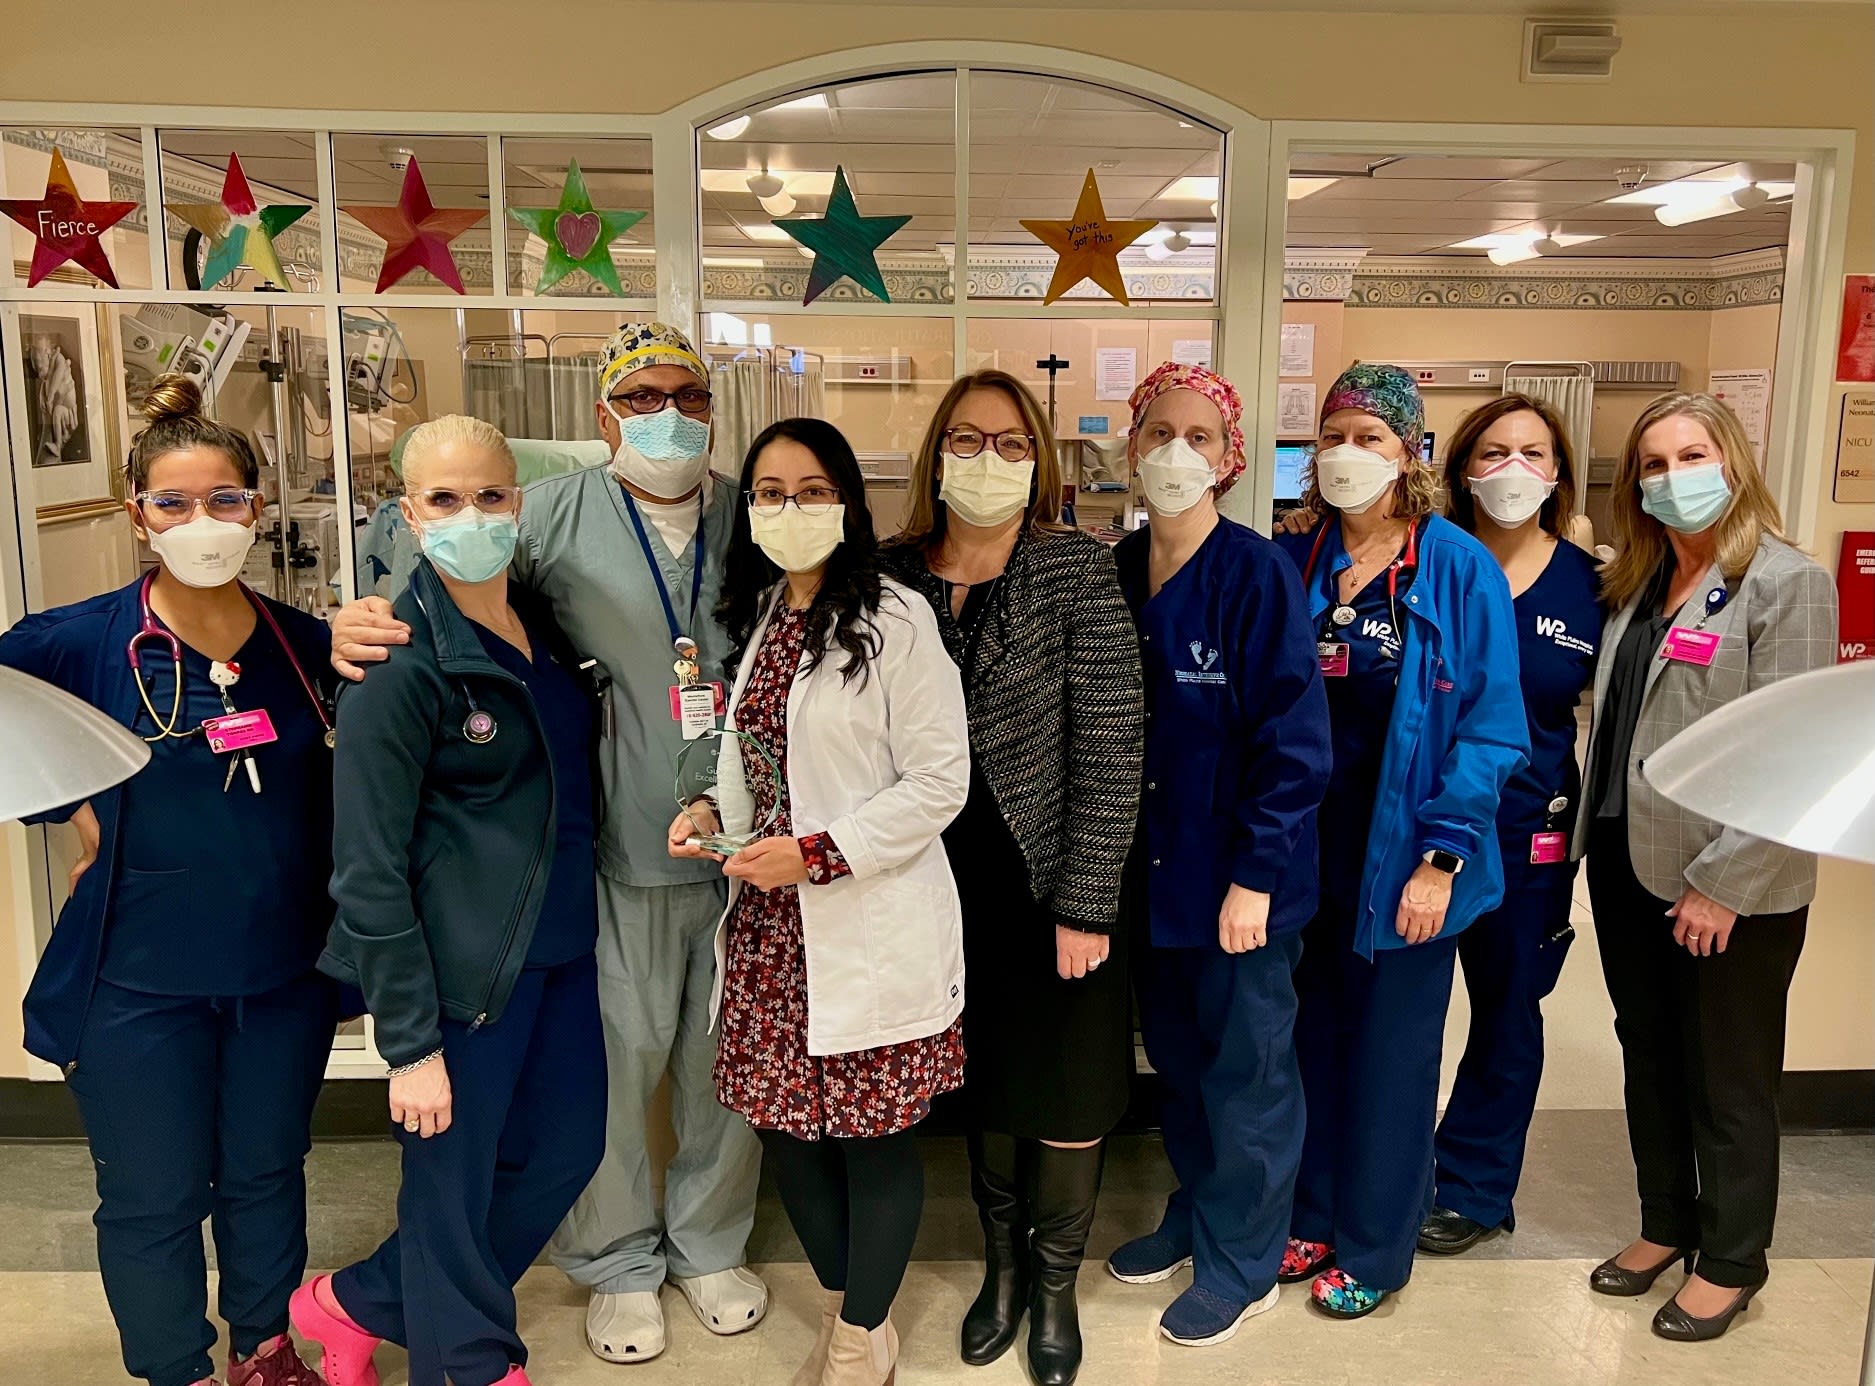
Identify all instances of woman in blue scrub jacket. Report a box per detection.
[291,416,606,1386]
[1106,362,1333,1349]
[1273,363,1528,1319]
[0,376,336,1386]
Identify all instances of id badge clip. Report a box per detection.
[1317,641,1350,678]
[204,708,279,755]
[1661,627,1721,667]
[1529,795,1570,865]
[668,636,725,741]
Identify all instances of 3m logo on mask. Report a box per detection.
[1174,640,1226,686]
[1362,617,1403,658]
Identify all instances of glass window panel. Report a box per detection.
[156,129,325,293]
[331,134,492,297]
[3,127,152,291]
[966,73,1220,304]
[700,74,955,305]
[501,137,655,300]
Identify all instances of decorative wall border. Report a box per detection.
[1344,249,1784,311]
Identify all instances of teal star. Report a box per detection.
[774,166,910,305]
[508,160,645,296]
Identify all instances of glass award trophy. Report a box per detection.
[673,728,782,855]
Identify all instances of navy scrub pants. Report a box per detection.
[334,955,606,1386]
[65,972,337,1386]
[1290,906,1459,1293]
[1431,853,1576,1230]
[1137,933,1305,1306]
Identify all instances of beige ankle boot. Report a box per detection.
[790,1290,844,1386]
[822,1315,898,1386]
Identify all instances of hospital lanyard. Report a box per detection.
[623,492,706,645]
[128,571,334,746]
[1305,517,1420,648]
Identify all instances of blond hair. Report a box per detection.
[401,414,516,485]
[1600,391,1788,610]
[897,371,1070,551]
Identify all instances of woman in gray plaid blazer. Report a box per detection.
[1578,391,1837,1343]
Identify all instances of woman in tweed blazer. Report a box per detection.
[881,369,1143,1386]
[1579,392,1836,1343]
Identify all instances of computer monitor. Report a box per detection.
[1422,431,1437,463]
[1273,442,1310,503]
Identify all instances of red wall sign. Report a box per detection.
[1838,531,1875,662]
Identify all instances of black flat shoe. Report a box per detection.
[1653,1284,1759,1341]
[1417,1208,1495,1256]
[1589,1248,1694,1297]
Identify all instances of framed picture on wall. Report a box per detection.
[21,305,117,511]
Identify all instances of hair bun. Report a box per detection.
[140,374,204,424]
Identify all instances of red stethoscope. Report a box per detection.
[1305,516,1421,652]
[128,571,334,746]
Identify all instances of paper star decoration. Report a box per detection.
[507,160,645,296]
[168,153,311,291]
[1020,170,1159,306]
[0,147,139,288]
[773,165,911,305]
[341,157,485,294]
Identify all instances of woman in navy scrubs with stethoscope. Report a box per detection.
[1273,364,1527,1320]
[0,376,337,1386]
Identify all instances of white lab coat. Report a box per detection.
[709,577,971,1057]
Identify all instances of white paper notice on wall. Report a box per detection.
[1172,338,1212,369]
[1095,347,1138,401]
[1280,323,1316,378]
[1709,369,1773,459]
[1278,383,1318,436]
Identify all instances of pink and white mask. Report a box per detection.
[1467,451,1557,527]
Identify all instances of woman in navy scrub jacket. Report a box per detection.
[1274,364,1527,1319]
[1107,363,1332,1349]
[292,416,605,1386]
[0,376,336,1386]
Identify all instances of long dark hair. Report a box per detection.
[715,417,886,687]
[1443,392,1579,539]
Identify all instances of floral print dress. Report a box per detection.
[713,603,967,1141]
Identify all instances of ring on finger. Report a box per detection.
[404,1118,421,1132]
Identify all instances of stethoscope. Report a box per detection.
[128,571,335,746]
[410,585,501,745]
[1304,516,1421,658]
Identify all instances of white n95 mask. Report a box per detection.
[750,504,846,573]
[1137,438,1217,517]
[939,452,1034,528]
[1314,444,1399,515]
[148,515,257,589]
[1468,455,1557,528]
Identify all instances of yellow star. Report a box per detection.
[1020,170,1159,306]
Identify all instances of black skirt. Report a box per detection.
[944,759,1134,1142]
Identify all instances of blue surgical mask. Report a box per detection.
[610,404,713,498]
[1640,461,1731,534]
[417,509,519,583]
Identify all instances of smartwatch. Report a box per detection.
[1422,849,1465,875]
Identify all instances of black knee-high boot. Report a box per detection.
[961,1130,1029,1365]
[1028,1141,1103,1386]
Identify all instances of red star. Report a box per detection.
[341,157,485,294]
[0,148,138,288]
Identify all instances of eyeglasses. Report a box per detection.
[747,484,842,517]
[135,488,262,526]
[944,426,1036,463]
[411,486,521,517]
[610,386,713,417]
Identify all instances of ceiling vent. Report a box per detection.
[1522,20,1623,82]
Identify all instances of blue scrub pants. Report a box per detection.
[1137,933,1305,1306]
[335,955,606,1386]
[65,973,336,1386]
[1290,907,1458,1292]
[1432,854,1575,1230]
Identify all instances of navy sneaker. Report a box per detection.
[1159,1284,1281,1346]
[1106,1228,1193,1285]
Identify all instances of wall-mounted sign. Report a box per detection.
[1837,531,1874,663]
[1836,389,1874,505]
[1838,275,1874,383]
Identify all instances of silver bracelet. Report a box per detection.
[386,1048,443,1078]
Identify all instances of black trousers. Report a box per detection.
[1587,817,1807,1289]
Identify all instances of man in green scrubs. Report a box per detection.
[327,323,765,1365]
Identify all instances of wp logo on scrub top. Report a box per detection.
[1536,614,1597,655]
[1175,640,1226,686]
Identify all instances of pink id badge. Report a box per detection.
[1661,627,1721,666]
[1318,641,1350,677]
[203,709,279,754]
[1529,830,1568,865]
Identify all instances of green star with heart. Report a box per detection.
[774,165,911,305]
[508,160,645,296]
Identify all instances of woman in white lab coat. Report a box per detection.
[669,417,970,1386]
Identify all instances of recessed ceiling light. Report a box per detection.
[1452,231,1604,258]
[737,222,795,242]
[1287,177,1338,200]
[1607,175,1795,207]
[701,169,836,197]
[705,116,750,141]
[1157,175,1219,202]
[772,92,829,113]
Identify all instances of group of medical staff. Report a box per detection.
[0,317,1837,1386]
